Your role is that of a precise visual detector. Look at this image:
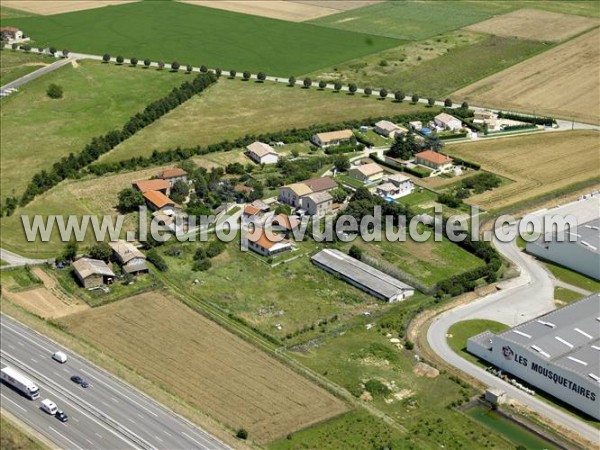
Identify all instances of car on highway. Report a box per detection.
[40,399,58,415]
[55,410,69,423]
[52,351,68,364]
[70,375,90,388]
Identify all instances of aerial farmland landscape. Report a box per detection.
[0,1,598,450]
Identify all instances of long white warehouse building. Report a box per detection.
[467,293,600,420]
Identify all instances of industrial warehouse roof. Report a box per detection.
[531,217,600,255]
[311,249,413,300]
[496,293,600,381]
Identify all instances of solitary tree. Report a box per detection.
[143,58,151,68]
[348,83,357,94]
[318,80,327,89]
[242,71,251,80]
[130,57,138,67]
[88,242,112,262]
[62,241,78,262]
[257,72,266,82]
[303,77,312,88]
[349,245,363,260]
[334,81,342,92]
[379,88,388,99]
[102,53,111,63]
[200,64,208,73]
[62,49,69,58]
[171,61,180,71]
[186,64,193,73]
[333,155,350,172]
[116,55,124,65]
[411,93,419,103]
[46,83,63,99]
[236,429,248,440]
[157,61,165,70]
[170,180,189,204]
[444,98,453,107]
[117,187,144,213]
[461,101,469,109]
[288,76,296,86]
[229,69,236,78]
[49,47,57,55]
[363,87,372,96]
[428,97,435,107]
[394,91,405,102]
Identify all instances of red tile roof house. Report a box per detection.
[157,168,188,186]
[143,190,177,213]
[133,179,171,195]
[242,204,265,223]
[0,27,25,44]
[246,228,292,257]
[414,150,453,171]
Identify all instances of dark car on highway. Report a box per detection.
[55,410,68,422]
[70,375,90,388]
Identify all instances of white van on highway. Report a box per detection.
[52,351,67,364]
[40,399,58,415]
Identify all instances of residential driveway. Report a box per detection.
[1,57,73,91]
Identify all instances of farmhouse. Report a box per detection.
[473,109,499,130]
[467,293,600,420]
[246,141,279,165]
[526,217,600,280]
[72,258,114,289]
[0,27,25,44]
[375,174,413,199]
[434,113,462,131]
[157,168,188,186]
[311,249,415,302]
[133,179,171,195]
[143,190,176,212]
[415,150,453,171]
[108,241,148,275]
[374,120,406,138]
[279,182,313,207]
[301,191,333,217]
[311,129,354,148]
[246,229,292,257]
[348,163,384,184]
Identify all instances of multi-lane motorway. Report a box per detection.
[1,313,230,449]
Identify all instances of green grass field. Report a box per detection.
[0,50,55,86]
[544,261,600,292]
[447,319,509,363]
[284,303,510,449]
[0,60,189,202]
[98,77,434,164]
[553,286,584,304]
[1,1,400,75]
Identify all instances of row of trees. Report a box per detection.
[5,44,69,57]
[101,54,222,75]
[13,73,218,211]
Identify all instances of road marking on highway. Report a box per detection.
[7,344,15,350]
[182,431,210,448]
[49,425,83,450]
[30,358,38,363]
[101,401,110,407]
[128,418,137,424]
[154,435,163,443]
[137,413,144,419]
[1,394,27,412]
[17,342,24,346]
[62,368,69,373]
[110,397,119,403]
[162,430,172,437]
[95,433,103,439]
[72,417,80,423]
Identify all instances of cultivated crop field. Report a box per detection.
[98,76,434,164]
[453,29,600,124]
[1,1,400,75]
[464,8,598,42]
[59,292,349,443]
[1,1,139,16]
[0,50,55,85]
[446,131,600,211]
[0,59,189,202]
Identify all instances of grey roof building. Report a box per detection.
[468,293,600,419]
[311,249,414,302]
[526,217,600,280]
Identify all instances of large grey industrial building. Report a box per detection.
[467,293,600,419]
[526,217,600,280]
[311,249,414,302]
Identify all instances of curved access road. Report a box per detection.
[427,197,600,445]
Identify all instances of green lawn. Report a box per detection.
[0,50,55,86]
[553,286,584,304]
[1,1,400,75]
[0,267,41,291]
[283,303,510,449]
[448,319,509,364]
[0,60,189,202]
[334,174,365,189]
[543,261,600,292]
[98,77,434,164]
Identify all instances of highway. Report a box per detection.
[427,196,600,445]
[1,314,230,450]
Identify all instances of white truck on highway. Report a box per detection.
[1,366,40,400]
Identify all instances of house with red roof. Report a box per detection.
[414,150,453,171]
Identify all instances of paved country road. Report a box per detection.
[427,196,600,445]
[0,248,47,269]
[1,313,230,450]
[1,57,73,92]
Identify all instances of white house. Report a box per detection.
[246,229,292,257]
[278,182,313,207]
[0,27,25,44]
[348,163,384,184]
[473,110,499,130]
[311,129,354,148]
[374,120,406,138]
[376,173,413,199]
[301,191,333,217]
[246,141,279,165]
[434,113,462,131]
[409,121,422,131]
